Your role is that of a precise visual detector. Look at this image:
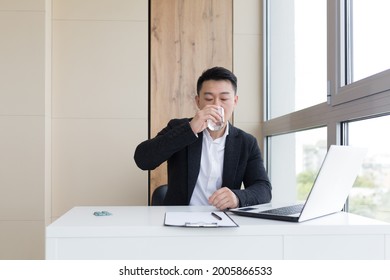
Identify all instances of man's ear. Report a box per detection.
[195,95,200,108]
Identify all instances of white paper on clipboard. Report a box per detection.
[164,211,238,227]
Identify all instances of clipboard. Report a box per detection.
[164,211,238,227]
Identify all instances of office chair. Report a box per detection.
[151,184,168,206]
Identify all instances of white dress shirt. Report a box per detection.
[189,125,229,205]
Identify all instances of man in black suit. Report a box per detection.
[134,67,272,210]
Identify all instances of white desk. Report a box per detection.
[46,206,390,260]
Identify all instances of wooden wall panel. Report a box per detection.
[150,0,233,201]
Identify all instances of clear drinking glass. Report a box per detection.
[207,106,224,131]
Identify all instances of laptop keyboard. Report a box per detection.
[260,204,304,215]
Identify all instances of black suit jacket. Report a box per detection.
[134,118,272,207]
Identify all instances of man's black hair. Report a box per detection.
[196,66,237,95]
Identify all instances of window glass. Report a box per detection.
[267,0,327,119]
[347,115,390,223]
[268,127,327,204]
[350,0,390,82]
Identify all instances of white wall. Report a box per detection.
[0,0,148,259]
[51,0,148,220]
[233,0,263,146]
[0,0,47,259]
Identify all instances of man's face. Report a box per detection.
[196,79,238,123]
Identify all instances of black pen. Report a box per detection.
[211,212,222,220]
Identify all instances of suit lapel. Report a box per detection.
[187,124,241,201]
[223,124,241,188]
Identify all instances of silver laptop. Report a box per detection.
[231,145,367,222]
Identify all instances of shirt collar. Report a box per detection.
[204,123,229,143]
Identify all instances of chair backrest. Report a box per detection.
[151,184,168,206]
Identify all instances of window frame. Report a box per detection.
[328,0,390,106]
[262,0,390,205]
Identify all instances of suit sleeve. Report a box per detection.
[134,119,198,170]
[231,138,272,207]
